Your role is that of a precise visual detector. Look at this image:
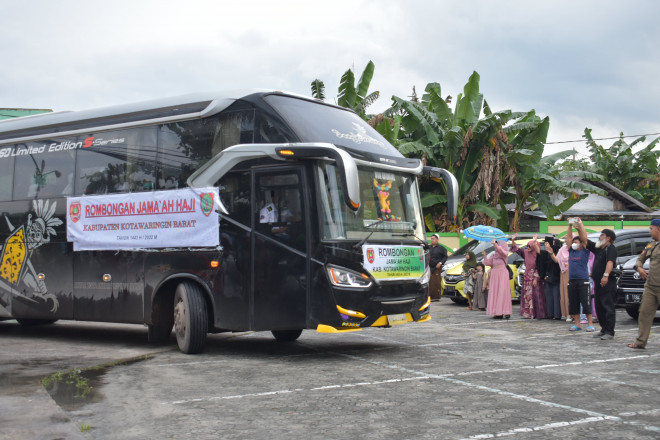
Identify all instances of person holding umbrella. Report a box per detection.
[463,225,512,319]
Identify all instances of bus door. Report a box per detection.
[252,169,308,330]
[73,251,144,323]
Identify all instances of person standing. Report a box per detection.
[482,238,513,319]
[428,233,448,301]
[628,219,660,349]
[462,251,477,310]
[557,242,571,321]
[472,262,487,311]
[541,238,562,320]
[566,221,595,332]
[511,235,544,319]
[577,220,618,340]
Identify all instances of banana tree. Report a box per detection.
[584,129,660,208]
[384,72,530,231]
[311,61,380,120]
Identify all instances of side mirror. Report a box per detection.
[422,166,458,223]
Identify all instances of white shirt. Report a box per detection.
[260,202,278,223]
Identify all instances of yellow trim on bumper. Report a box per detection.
[336,305,366,319]
[419,296,431,311]
[316,324,363,333]
[417,314,432,322]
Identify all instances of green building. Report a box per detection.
[0,108,52,120]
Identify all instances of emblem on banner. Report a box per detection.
[69,202,81,223]
[200,193,214,217]
[366,248,375,264]
[417,248,424,264]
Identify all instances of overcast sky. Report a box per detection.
[2,1,659,158]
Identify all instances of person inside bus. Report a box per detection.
[259,190,298,241]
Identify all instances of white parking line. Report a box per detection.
[458,416,619,439]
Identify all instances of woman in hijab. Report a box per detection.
[511,234,546,319]
[462,251,477,310]
[482,239,513,319]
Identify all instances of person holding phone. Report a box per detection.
[576,219,618,340]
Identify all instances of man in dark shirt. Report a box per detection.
[577,220,618,340]
[429,233,448,301]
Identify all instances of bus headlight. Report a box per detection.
[419,266,431,285]
[327,265,372,288]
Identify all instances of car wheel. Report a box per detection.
[173,281,208,354]
[272,329,303,342]
[625,305,639,320]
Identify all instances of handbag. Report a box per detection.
[506,265,514,280]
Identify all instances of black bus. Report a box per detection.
[0,90,457,353]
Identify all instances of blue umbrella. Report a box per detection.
[463,225,507,242]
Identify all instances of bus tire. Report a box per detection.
[16,318,58,326]
[271,329,302,342]
[173,281,208,354]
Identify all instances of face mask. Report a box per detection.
[595,239,605,248]
[571,243,580,250]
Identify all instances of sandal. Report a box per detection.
[627,343,645,349]
[585,326,596,332]
[569,325,582,332]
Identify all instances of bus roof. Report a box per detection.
[0,89,320,143]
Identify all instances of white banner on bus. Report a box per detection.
[67,188,220,251]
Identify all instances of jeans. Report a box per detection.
[545,282,561,319]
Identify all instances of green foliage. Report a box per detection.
[80,423,92,433]
[582,129,660,208]
[310,79,325,101]
[336,61,378,119]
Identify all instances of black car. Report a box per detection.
[588,229,654,266]
[616,255,657,320]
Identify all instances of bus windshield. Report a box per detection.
[317,162,424,241]
[264,94,401,157]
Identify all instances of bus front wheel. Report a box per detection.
[173,281,208,354]
[271,329,302,342]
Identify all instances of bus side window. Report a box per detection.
[218,172,251,226]
[76,142,127,195]
[0,152,14,201]
[157,118,216,190]
[210,110,255,156]
[13,141,75,200]
[75,127,157,195]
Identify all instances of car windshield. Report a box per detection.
[622,254,650,269]
[316,162,424,241]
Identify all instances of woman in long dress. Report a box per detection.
[462,251,477,310]
[482,239,513,319]
[511,235,545,319]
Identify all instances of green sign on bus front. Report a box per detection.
[362,245,425,280]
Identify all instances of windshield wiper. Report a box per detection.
[392,232,429,249]
[353,219,386,250]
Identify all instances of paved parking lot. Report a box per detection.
[1,299,659,439]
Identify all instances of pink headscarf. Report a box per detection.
[527,240,538,254]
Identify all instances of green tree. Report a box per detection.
[583,129,660,208]
[377,72,605,232]
[310,61,379,120]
